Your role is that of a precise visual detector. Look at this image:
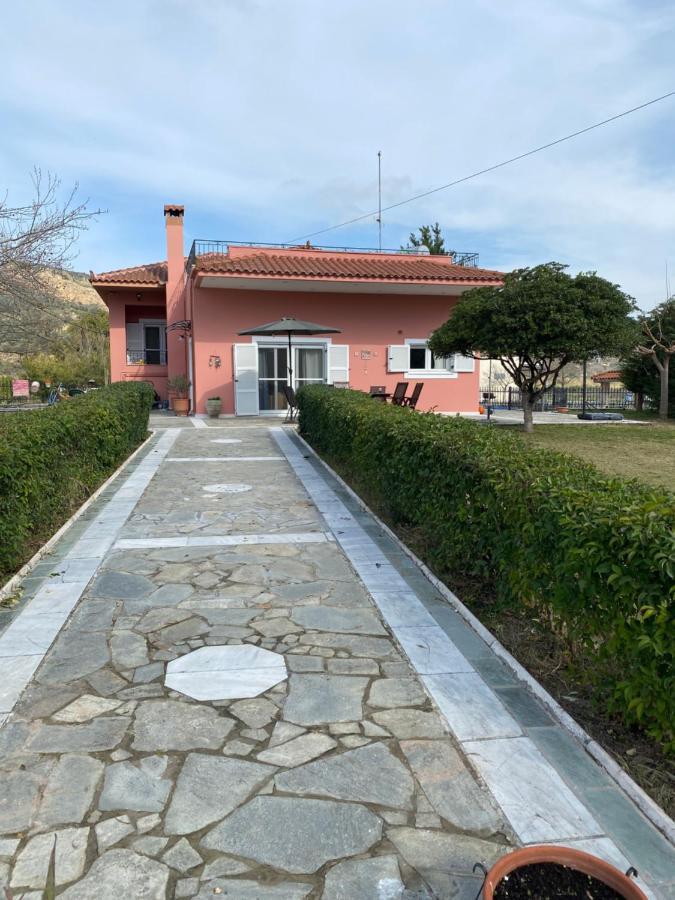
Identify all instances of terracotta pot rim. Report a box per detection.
[482,845,646,899]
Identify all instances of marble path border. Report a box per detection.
[284,427,675,849]
[114,532,334,550]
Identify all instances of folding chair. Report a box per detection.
[402,382,424,409]
[282,384,298,423]
[391,382,409,406]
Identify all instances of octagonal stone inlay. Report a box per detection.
[165,646,287,701]
[202,483,252,494]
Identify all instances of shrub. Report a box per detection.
[298,386,675,751]
[0,382,153,579]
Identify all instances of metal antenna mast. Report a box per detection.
[376,151,382,251]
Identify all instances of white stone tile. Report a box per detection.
[0,655,42,712]
[166,456,284,462]
[116,533,330,550]
[27,582,88,617]
[166,667,287,701]
[424,672,520,740]
[369,591,440,628]
[68,535,116,558]
[394,626,475,675]
[115,537,188,550]
[47,558,100,583]
[166,645,287,701]
[463,736,602,842]
[191,417,208,428]
[0,614,65,658]
[168,645,285,673]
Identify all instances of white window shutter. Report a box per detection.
[453,354,475,373]
[126,323,143,363]
[387,345,409,372]
[233,343,259,416]
[327,345,349,384]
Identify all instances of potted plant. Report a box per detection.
[479,845,646,899]
[167,375,191,417]
[206,396,222,418]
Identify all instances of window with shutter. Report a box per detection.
[387,345,409,372]
[327,345,349,384]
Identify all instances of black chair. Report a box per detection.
[282,385,298,423]
[391,382,409,406]
[402,382,424,410]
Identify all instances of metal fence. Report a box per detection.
[479,386,636,411]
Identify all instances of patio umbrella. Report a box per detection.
[238,316,341,383]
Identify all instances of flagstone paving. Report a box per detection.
[0,417,672,898]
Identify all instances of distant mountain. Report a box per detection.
[41,269,105,308]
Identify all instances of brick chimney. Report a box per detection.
[164,204,185,304]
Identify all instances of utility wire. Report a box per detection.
[288,90,675,243]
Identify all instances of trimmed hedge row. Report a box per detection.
[298,386,675,751]
[0,382,153,579]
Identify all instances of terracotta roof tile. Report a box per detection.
[591,370,623,383]
[90,261,167,285]
[196,249,503,284]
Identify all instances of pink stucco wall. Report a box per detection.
[189,285,478,415]
[104,294,169,401]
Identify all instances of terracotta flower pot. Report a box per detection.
[173,397,190,417]
[481,846,646,899]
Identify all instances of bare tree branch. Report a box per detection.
[0,171,103,354]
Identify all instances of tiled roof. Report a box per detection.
[90,261,168,285]
[591,370,623,383]
[196,249,503,284]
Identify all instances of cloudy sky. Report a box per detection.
[1,0,674,309]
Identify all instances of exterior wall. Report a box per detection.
[189,285,479,415]
[103,292,169,401]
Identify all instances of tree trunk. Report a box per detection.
[522,394,535,433]
[658,356,670,420]
[636,391,644,412]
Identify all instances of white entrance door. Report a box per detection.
[233,343,259,415]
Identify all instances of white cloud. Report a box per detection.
[0,0,673,307]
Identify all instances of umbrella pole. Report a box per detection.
[287,331,293,386]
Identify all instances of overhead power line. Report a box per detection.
[288,90,675,244]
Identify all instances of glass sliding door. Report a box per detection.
[295,347,324,388]
[257,344,326,413]
[258,346,288,412]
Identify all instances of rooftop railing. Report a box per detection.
[185,239,479,275]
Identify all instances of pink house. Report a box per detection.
[91,205,503,416]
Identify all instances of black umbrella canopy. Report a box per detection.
[238,316,341,337]
[238,316,341,381]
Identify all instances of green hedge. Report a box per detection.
[298,386,675,752]
[0,382,153,580]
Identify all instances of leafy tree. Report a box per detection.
[22,307,109,387]
[634,297,675,420]
[620,351,675,415]
[428,262,637,431]
[403,223,448,255]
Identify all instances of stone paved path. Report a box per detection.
[0,418,672,898]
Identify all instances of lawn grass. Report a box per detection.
[517,418,675,490]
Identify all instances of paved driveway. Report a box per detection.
[0,419,671,898]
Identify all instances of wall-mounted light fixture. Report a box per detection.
[209,355,222,368]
